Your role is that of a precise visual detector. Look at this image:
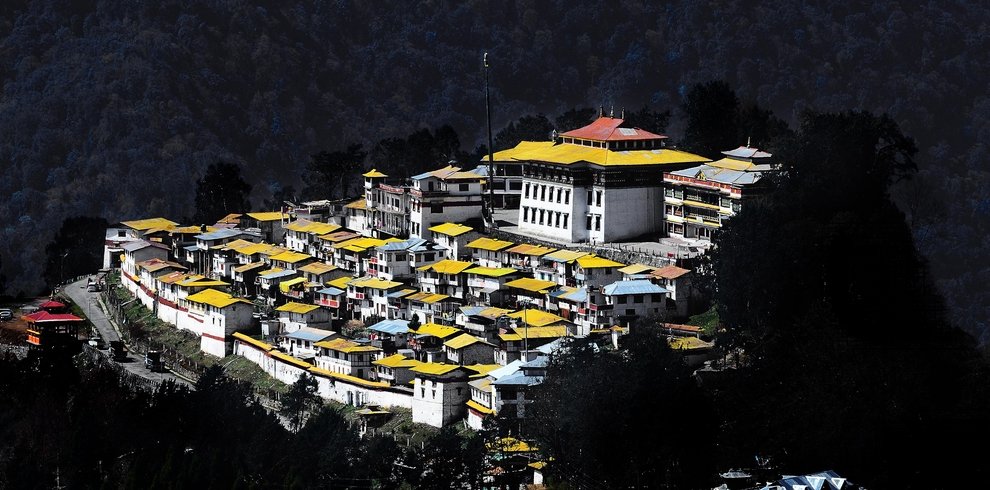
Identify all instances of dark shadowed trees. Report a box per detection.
[192,162,252,225]
[42,215,109,288]
[494,114,554,151]
[304,144,367,201]
[554,107,597,132]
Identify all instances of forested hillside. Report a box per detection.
[1,1,987,339]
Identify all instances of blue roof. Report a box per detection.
[387,289,415,299]
[368,319,410,335]
[195,229,243,240]
[260,270,298,280]
[316,287,344,296]
[550,287,587,303]
[284,328,335,342]
[602,279,668,296]
[377,238,427,252]
[493,372,543,387]
[521,355,549,369]
[183,244,199,252]
[763,470,847,490]
[487,360,524,380]
[459,306,486,316]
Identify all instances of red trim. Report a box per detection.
[187,314,203,323]
[201,332,226,342]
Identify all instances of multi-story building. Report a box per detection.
[663,145,773,241]
[470,161,524,209]
[363,169,412,238]
[370,237,447,281]
[498,116,707,243]
[409,165,485,239]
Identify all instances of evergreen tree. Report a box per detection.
[42,215,109,288]
[192,161,252,225]
[280,373,320,431]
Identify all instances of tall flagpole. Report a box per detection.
[484,52,496,230]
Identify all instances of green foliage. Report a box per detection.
[710,110,990,487]
[524,321,715,487]
[494,114,554,150]
[42,215,109,288]
[366,126,466,180]
[280,373,320,431]
[407,313,421,331]
[192,161,252,225]
[681,80,790,158]
[397,426,486,489]
[303,144,367,201]
[621,104,671,135]
[687,306,720,335]
[553,107,597,132]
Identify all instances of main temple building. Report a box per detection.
[491,116,709,243]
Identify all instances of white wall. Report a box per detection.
[518,179,585,243]
[601,186,664,242]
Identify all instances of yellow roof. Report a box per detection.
[335,236,390,253]
[669,336,714,351]
[506,243,557,256]
[506,325,569,340]
[489,437,537,453]
[269,251,313,264]
[327,276,353,289]
[465,267,519,278]
[246,211,289,222]
[308,366,390,389]
[176,276,229,288]
[373,354,423,368]
[429,222,475,237]
[164,225,216,235]
[363,169,388,178]
[444,333,487,350]
[544,249,588,262]
[349,277,402,290]
[314,337,380,353]
[410,363,466,376]
[417,259,474,275]
[508,309,567,327]
[219,239,255,251]
[306,222,341,235]
[275,302,321,314]
[708,157,758,171]
[464,364,501,376]
[414,323,462,339]
[576,255,625,269]
[257,267,284,276]
[466,399,494,415]
[505,277,558,293]
[229,261,263,273]
[344,199,368,210]
[495,140,710,167]
[467,237,514,251]
[317,231,360,243]
[217,213,242,224]
[478,306,513,319]
[618,263,656,275]
[260,246,288,256]
[269,351,313,369]
[407,291,451,304]
[232,332,274,351]
[236,242,278,256]
[185,288,251,308]
[121,217,179,231]
[278,277,308,292]
[285,219,316,232]
[298,262,338,275]
[485,140,556,161]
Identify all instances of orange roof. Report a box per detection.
[561,116,667,142]
[652,265,691,279]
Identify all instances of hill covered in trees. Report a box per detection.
[1,1,987,339]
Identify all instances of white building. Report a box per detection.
[498,116,707,243]
[275,302,332,334]
[411,364,473,428]
[314,338,381,380]
[663,145,773,241]
[467,237,515,268]
[600,279,670,328]
[370,238,446,281]
[183,288,255,357]
[409,165,484,239]
[428,222,481,260]
[362,169,413,238]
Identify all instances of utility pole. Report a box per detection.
[484,52,496,230]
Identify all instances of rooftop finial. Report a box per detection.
[747,136,751,148]
[599,105,604,117]
[621,107,625,119]
[609,105,614,117]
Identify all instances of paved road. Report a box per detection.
[63,277,192,388]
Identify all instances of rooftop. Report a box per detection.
[185,288,252,308]
[561,116,667,142]
[603,279,668,296]
[429,222,475,237]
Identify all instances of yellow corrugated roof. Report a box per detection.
[545,249,588,262]
[314,337,380,353]
[417,259,474,275]
[220,239,254,251]
[121,217,179,231]
[506,243,557,256]
[410,363,465,376]
[618,263,656,275]
[257,267,284,276]
[344,199,368,210]
[185,288,251,308]
[270,250,313,264]
[479,307,513,319]
[576,255,625,269]
[494,140,709,167]
[278,277,308,292]
[465,267,519,278]
[236,242,278,256]
[176,277,229,287]
[335,236,389,252]
[708,157,757,171]
[363,169,388,178]
[298,262,338,275]
[444,333,486,350]
[276,302,321,314]
[669,336,714,351]
[261,246,288,256]
[428,222,475,237]
[464,364,501,376]
[414,323,461,339]
[407,291,450,304]
[349,277,402,290]
[508,309,567,327]
[504,277,557,293]
[509,325,569,339]
[306,222,341,235]
[232,332,274,351]
[373,354,423,368]
[285,219,315,232]
[269,350,313,369]
[490,437,537,453]
[327,276,353,289]
[499,332,523,342]
[466,399,494,415]
[246,211,289,222]
[467,237,514,252]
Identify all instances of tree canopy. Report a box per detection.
[191,162,252,225]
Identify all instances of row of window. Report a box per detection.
[522,207,570,229]
[524,183,572,204]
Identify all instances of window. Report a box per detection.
[421,387,426,397]
[428,182,435,191]
[509,181,522,190]
[458,183,469,191]
[540,186,546,201]
[456,387,463,396]
[595,215,601,231]
[523,207,529,222]
[555,213,561,227]
[565,189,570,204]
[538,210,545,225]
[634,295,644,303]
[432,389,436,399]
[563,214,569,229]
[425,253,435,261]
[596,190,602,206]
[586,215,592,230]
[587,190,592,203]
[626,309,636,316]
[357,368,364,378]
[117,230,126,237]
[430,203,444,213]
[555,188,561,203]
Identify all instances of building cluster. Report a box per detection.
[103,116,770,428]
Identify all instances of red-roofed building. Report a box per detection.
[23,310,84,351]
[560,116,668,146]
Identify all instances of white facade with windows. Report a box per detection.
[409,166,484,239]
